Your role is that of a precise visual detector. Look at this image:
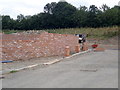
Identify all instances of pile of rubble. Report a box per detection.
[21,30,46,34]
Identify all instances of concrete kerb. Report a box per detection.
[0,49,93,75]
[65,49,92,59]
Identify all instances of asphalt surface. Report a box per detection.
[2,50,118,88]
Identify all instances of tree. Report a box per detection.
[79,6,88,11]
[2,15,16,29]
[0,15,2,30]
[17,14,24,22]
[99,6,120,26]
[87,5,101,27]
[2,2,119,30]
[52,1,77,28]
[25,15,31,19]
[72,6,88,27]
[100,4,110,12]
[44,2,57,14]
[89,5,99,14]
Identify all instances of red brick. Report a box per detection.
[82,42,88,51]
[1,32,79,61]
[75,45,80,53]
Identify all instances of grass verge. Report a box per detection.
[2,26,119,40]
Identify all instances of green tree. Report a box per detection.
[52,1,77,28]
[17,14,24,22]
[87,5,101,27]
[99,6,119,26]
[79,5,88,11]
[0,15,2,30]
[2,2,119,30]
[2,15,16,30]
[44,2,57,14]
[72,6,88,27]
[100,4,110,12]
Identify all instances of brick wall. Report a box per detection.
[1,32,79,61]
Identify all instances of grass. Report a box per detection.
[2,26,119,40]
[46,26,119,39]
[2,30,23,34]
[10,70,18,73]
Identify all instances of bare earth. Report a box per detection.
[87,36,118,49]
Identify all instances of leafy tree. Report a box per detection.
[79,6,88,11]
[2,15,16,29]
[89,5,99,14]
[72,6,88,27]
[17,14,24,22]
[87,5,102,27]
[99,6,119,26]
[52,1,77,28]
[100,4,110,12]
[25,15,31,19]
[0,15,2,30]
[44,2,57,14]
[1,1,120,30]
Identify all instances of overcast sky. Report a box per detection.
[0,0,119,19]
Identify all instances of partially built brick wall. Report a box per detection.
[1,32,79,61]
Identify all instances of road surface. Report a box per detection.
[2,50,118,88]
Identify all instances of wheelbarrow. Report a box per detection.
[92,44,98,48]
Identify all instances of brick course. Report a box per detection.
[1,32,79,61]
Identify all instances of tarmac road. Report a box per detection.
[2,50,118,88]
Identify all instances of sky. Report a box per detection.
[0,0,119,19]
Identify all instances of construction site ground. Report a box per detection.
[1,36,118,74]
